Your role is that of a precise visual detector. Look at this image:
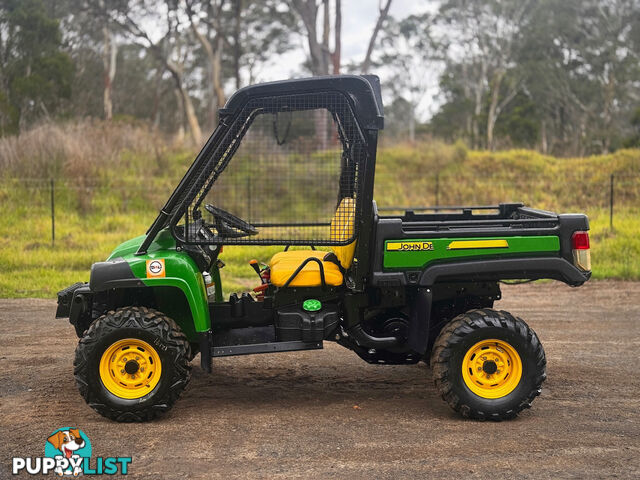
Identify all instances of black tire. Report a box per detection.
[74,306,191,422]
[430,308,546,421]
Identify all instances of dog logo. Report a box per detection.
[45,428,92,476]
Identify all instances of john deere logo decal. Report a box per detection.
[387,241,434,251]
[146,259,165,278]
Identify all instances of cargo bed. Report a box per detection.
[370,202,591,287]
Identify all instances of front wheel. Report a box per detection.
[74,306,191,422]
[430,308,546,421]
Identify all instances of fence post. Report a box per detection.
[246,176,251,220]
[50,178,55,247]
[435,172,440,206]
[609,174,614,230]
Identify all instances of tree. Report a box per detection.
[289,0,341,76]
[233,1,296,85]
[361,0,392,74]
[185,0,226,128]
[378,14,435,142]
[429,0,640,155]
[184,0,294,128]
[568,0,640,152]
[0,0,73,133]
[289,0,342,149]
[98,0,118,120]
[435,0,534,150]
[110,0,203,145]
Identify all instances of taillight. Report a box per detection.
[571,231,591,271]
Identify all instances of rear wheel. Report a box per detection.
[74,306,191,422]
[430,308,546,420]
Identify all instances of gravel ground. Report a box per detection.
[1,281,639,479]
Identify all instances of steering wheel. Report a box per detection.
[204,204,259,238]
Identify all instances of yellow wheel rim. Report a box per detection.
[461,339,522,399]
[99,338,162,399]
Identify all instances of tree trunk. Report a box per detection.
[291,0,328,75]
[212,34,226,114]
[291,0,332,149]
[181,85,202,146]
[188,16,225,129]
[487,71,504,151]
[151,68,163,130]
[472,61,486,149]
[408,103,415,143]
[233,0,242,89]
[331,0,341,74]
[174,88,185,145]
[461,62,473,141]
[540,119,548,154]
[101,23,117,120]
[362,0,392,74]
[601,70,615,153]
[167,65,202,146]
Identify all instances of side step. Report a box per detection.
[212,340,322,357]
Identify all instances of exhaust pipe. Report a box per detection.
[348,324,399,349]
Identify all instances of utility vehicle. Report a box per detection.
[57,75,591,422]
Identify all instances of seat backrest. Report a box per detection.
[330,197,356,269]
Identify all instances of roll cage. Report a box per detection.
[137,75,384,256]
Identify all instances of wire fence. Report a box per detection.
[1,173,639,247]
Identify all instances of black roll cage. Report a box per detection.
[136,75,384,266]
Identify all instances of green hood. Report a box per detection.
[107,229,177,260]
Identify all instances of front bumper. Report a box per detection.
[56,282,92,336]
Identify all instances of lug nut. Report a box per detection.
[123,357,127,362]
[120,369,125,374]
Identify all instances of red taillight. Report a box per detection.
[571,231,590,250]
[571,231,591,271]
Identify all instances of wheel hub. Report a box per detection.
[99,338,162,399]
[461,339,523,399]
[482,360,498,374]
[124,360,140,375]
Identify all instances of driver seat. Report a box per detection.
[269,198,356,287]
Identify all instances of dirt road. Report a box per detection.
[1,281,639,479]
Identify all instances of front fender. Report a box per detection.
[90,252,210,332]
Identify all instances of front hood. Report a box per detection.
[107,229,177,260]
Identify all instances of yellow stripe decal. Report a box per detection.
[447,239,509,250]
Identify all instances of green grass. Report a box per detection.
[587,209,640,279]
[0,143,638,298]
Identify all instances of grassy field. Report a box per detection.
[0,124,638,298]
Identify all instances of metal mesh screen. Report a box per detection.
[175,91,366,245]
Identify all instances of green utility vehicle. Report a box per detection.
[57,75,591,422]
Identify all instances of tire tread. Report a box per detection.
[430,308,546,421]
[74,306,191,422]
